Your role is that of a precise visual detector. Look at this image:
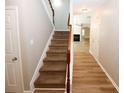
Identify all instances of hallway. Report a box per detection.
[72,39,118,93]
[4,0,119,92]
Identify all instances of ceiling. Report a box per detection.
[73,0,108,15]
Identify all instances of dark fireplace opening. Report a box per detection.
[74,34,80,41]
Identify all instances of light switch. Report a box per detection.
[30,40,34,45]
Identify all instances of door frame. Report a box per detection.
[6,6,24,93]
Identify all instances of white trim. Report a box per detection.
[23,91,32,93]
[30,27,55,91]
[89,50,119,92]
[70,30,74,93]
[65,66,68,92]
[32,89,35,93]
[16,6,25,93]
[41,0,54,28]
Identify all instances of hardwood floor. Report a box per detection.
[72,38,118,93]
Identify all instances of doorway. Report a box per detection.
[73,14,91,52]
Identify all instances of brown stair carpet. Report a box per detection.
[47,49,67,54]
[40,62,66,72]
[43,56,66,62]
[47,46,67,54]
[34,72,66,88]
[34,31,69,92]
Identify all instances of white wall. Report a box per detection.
[90,13,100,58]
[52,0,70,31]
[73,25,81,34]
[74,15,91,25]
[84,27,90,39]
[99,0,119,87]
[41,0,53,24]
[6,0,53,90]
[90,0,119,87]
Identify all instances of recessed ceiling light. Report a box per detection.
[82,8,88,13]
[53,0,62,7]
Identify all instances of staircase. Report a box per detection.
[34,31,69,93]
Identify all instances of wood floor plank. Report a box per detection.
[72,39,118,93]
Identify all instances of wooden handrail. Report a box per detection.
[67,14,72,50]
[67,14,72,93]
[68,14,70,26]
[48,0,55,24]
[67,14,72,53]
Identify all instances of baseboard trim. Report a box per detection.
[89,50,119,92]
[30,28,55,91]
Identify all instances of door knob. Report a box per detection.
[12,57,17,61]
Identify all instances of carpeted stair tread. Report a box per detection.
[51,42,67,44]
[53,32,68,39]
[51,39,68,44]
[49,46,67,49]
[50,43,67,47]
[43,56,66,62]
[55,31,69,34]
[52,38,68,41]
[53,36,68,39]
[34,72,66,88]
[46,52,66,57]
[54,32,69,35]
[49,46,67,50]
[40,62,66,72]
[34,90,65,93]
[46,53,66,57]
[47,49,67,54]
[51,39,68,41]
[53,35,68,38]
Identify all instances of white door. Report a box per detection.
[5,7,23,93]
